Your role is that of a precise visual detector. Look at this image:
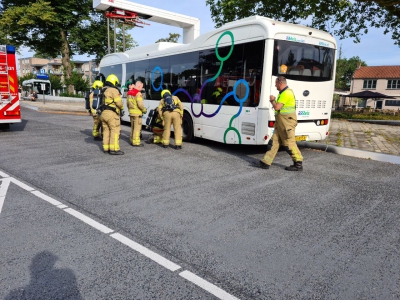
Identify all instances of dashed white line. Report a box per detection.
[180,270,240,300]
[31,190,62,206]
[110,232,181,272]
[0,173,241,299]
[64,208,114,234]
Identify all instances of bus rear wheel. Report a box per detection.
[182,112,194,142]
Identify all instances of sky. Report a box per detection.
[17,0,400,67]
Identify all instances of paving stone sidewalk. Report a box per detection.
[318,119,400,156]
[20,100,400,156]
[20,99,88,115]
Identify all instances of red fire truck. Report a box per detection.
[0,45,21,130]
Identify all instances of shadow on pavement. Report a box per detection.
[4,251,83,300]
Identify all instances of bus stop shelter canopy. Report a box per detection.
[346,90,395,99]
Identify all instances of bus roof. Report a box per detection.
[22,78,50,84]
[100,15,336,67]
[22,79,51,85]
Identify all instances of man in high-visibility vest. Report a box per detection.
[256,76,303,171]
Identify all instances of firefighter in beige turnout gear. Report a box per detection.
[157,90,184,149]
[127,80,147,146]
[89,80,103,140]
[256,76,303,171]
[100,74,124,155]
[150,112,164,144]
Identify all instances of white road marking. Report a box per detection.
[0,171,10,178]
[0,173,240,299]
[64,208,114,234]
[0,196,5,214]
[11,178,36,192]
[31,190,62,206]
[0,178,10,197]
[110,233,181,272]
[0,178,11,213]
[180,270,240,300]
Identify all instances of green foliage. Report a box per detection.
[335,48,367,90]
[155,33,181,43]
[331,112,400,120]
[205,0,400,45]
[33,51,55,60]
[0,0,137,80]
[49,74,63,91]
[64,71,90,93]
[59,92,84,98]
[18,73,36,84]
[331,112,354,119]
[71,16,138,62]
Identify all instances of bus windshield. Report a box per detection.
[272,40,335,81]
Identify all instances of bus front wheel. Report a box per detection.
[182,112,194,142]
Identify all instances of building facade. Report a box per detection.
[18,57,99,85]
[349,65,400,111]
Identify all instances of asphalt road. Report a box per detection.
[1,107,399,299]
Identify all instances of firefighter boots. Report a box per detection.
[109,150,125,155]
[285,161,303,171]
[255,160,270,169]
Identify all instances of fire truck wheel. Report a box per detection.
[0,123,10,130]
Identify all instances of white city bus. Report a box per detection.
[21,78,52,97]
[99,16,336,144]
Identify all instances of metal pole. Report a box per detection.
[107,18,110,54]
[114,19,117,52]
[123,24,125,52]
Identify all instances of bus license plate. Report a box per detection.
[295,136,307,141]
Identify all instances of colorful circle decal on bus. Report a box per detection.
[150,30,250,144]
[151,66,163,91]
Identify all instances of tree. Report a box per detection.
[49,74,63,92]
[64,71,90,94]
[72,17,138,62]
[155,33,181,43]
[18,73,36,85]
[205,0,400,45]
[0,0,91,93]
[0,0,137,93]
[33,51,55,60]
[335,46,367,90]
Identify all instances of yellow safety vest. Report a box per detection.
[275,87,296,115]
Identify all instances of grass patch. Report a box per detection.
[331,111,400,120]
